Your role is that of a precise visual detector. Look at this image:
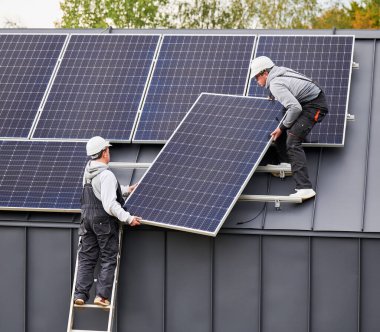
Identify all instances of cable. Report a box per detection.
[236,171,272,225]
[236,202,267,225]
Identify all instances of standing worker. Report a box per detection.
[74,136,142,306]
[250,56,328,200]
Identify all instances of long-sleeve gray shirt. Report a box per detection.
[265,66,321,129]
[83,160,132,224]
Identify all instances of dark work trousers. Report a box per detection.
[74,183,123,301]
[273,91,328,189]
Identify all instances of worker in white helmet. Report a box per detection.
[74,136,141,307]
[250,56,329,200]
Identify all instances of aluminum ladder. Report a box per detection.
[67,225,123,332]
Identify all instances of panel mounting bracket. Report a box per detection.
[347,114,355,121]
[352,61,359,69]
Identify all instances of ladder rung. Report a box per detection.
[71,330,108,332]
[73,304,111,310]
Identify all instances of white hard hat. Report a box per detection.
[86,136,112,156]
[250,56,275,79]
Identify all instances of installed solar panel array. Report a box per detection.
[0,141,85,211]
[126,94,283,236]
[0,33,354,217]
[133,35,256,142]
[32,34,159,141]
[0,34,67,138]
[248,35,354,146]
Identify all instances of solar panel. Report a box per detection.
[0,34,67,138]
[247,35,354,146]
[32,34,160,141]
[0,141,85,211]
[133,35,256,143]
[125,93,283,236]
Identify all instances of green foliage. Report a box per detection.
[58,0,168,28]
[311,0,380,29]
[311,6,352,28]
[349,0,380,28]
[161,0,256,29]
[253,0,320,29]
[58,0,380,30]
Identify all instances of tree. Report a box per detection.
[58,0,168,28]
[311,5,352,28]
[164,0,321,29]
[311,0,380,29]
[157,0,257,29]
[349,0,380,28]
[1,18,25,29]
[253,0,320,29]
[59,0,324,30]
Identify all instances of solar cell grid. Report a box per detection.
[0,34,67,138]
[126,93,283,236]
[133,35,256,142]
[248,35,354,146]
[0,141,85,211]
[32,34,159,141]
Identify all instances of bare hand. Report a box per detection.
[128,183,138,194]
[271,127,282,141]
[129,216,142,227]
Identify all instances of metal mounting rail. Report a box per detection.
[108,162,299,208]
[238,194,302,210]
[109,162,291,174]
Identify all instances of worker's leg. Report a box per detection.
[74,220,99,301]
[95,218,119,300]
[287,115,315,189]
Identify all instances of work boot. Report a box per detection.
[74,298,85,305]
[94,296,110,306]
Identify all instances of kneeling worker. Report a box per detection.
[74,136,142,306]
[250,56,329,200]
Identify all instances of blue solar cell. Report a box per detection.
[0,141,85,211]
[0,34,67,138]
[33,34,159,141]
[133,35,256,142]
[248,35,354,146]
[125,93,283,236]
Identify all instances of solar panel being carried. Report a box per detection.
[0,141,84,211]
[248,35,354,146]
[32,34,159,141]
[0,34,67,138]
[133,35,256,143]
[125,93,283,236]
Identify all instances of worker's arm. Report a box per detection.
[100,171,133,224]
[270,82,303,131]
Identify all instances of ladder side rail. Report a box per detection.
[67,237,81,332]
[107,225,124,332]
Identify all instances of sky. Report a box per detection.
[0,0,62,28]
